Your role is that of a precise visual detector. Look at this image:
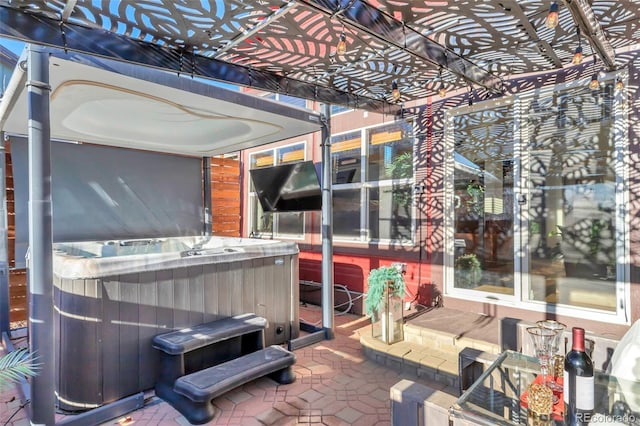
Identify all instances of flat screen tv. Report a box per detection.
[249,160,322,212]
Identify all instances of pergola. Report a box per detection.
[1,1,638,111]
[1,1,640,424]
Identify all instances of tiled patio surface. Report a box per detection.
[0,305,454,426]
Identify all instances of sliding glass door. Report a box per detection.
[449,103,516,296]
[446,78,627,318]
[521,83,622,312]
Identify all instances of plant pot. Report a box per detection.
[370,286,404,344]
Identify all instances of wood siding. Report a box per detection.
[210,156,241,237]
[5,142,27,324]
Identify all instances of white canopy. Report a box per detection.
[0,48,322,156]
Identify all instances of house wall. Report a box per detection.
[241,51,640,340]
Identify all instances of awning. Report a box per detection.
[0,47,322,156]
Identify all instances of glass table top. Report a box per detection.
[450,350,638,426]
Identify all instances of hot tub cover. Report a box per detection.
[0,47,322,156]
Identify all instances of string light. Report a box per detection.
[438,84,447,98]
[572,46,583,65]
[546,2,559,29]
[337,32,347,55]
[391,80,401,101]
[588,55,599,90]
[572,27,583,65]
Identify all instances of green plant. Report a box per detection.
[465,181,484,214]
[385,152,412,180]
[454,253,482,288]
[365,266,406,317]
[0,348,39,390]
[529,221,540,234]
[588,219,607,257]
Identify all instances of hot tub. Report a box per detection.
[51,236,299,411]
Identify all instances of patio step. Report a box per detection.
[403,321,501,355]
[358,309,502,393]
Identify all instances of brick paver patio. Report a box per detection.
[0,305,450,425]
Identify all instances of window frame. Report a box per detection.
[443,73,630,323]
[331,120,417,245]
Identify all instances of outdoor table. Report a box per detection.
[450,350,638,425]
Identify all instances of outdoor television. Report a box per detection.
[249,160,322,212]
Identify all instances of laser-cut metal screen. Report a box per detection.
[1,1,638,111]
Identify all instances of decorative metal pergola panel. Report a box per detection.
[0,0,639,111]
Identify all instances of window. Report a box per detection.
[319,103,352,116]
[331,104,352,115]
[332,120,415,243]
[263,92,307,109]
[248,142,306,238]
[445,76,628,320]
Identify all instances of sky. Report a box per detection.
[0,37,25,56]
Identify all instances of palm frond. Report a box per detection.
[0,348,40,390]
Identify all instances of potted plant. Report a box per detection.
[365,266,405,317]
[454,253,482,289]
[365,266,406,344]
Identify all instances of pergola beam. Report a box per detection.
[60,0,78,22]
[296,0,504,94]
[509,1,563,69]
[565,0,616,70]
[0,5,398,115]
[213,1,297,59]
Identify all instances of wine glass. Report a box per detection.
[537,320,566,391]
[527,326,557,390]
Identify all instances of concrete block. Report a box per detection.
[390,379,457,426]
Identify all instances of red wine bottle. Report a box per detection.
[564,327,594,425]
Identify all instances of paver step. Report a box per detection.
[359,316,503,393]
[403,321,502,355]
[359,327,460,390]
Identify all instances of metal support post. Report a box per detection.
[26,44,55,426]
[320,104,334,339]
[203,157,212,236]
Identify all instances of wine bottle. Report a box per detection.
[564,327,594,425]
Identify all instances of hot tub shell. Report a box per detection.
[52,236,299,411]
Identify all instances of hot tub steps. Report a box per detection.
[152,313,296,425]
[173,346,295,423]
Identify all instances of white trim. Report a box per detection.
[446,293,629,325]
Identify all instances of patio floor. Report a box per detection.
[0,304,458,426]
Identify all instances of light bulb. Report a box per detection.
[546,2,559,29]
[615,79,624,91]
[337,33,347,55]
[391,81,401,101]
[438,85,447,98]
[589,74,599,90]
[572,46,583,65]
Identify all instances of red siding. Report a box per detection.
[299,250,440,308]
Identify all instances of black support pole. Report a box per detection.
[26,44,55,426]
